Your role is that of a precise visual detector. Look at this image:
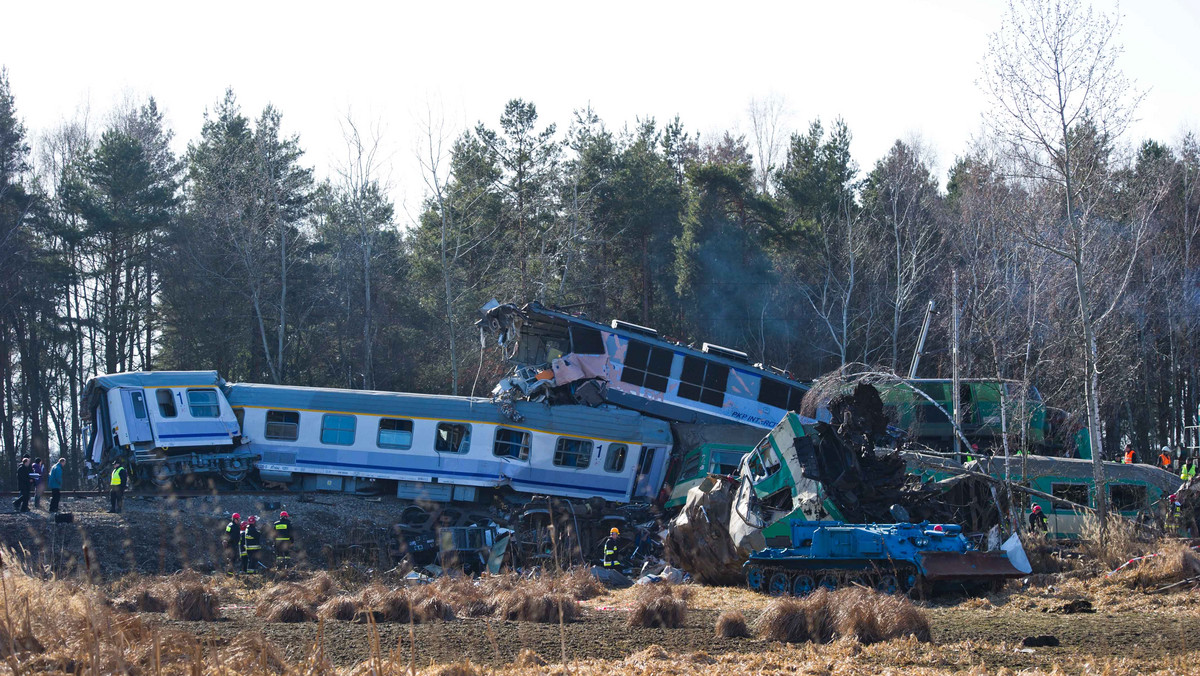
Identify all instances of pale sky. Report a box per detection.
[4,0,1198,221]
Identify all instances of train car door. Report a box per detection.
[119,388,154,444]
[632,446,668,501]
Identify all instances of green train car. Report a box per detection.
[967,456,1179,540]
[877,379,1053,452]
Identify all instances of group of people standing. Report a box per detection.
[224,511,293,573]
[13,456,65,513]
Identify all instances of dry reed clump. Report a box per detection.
[1079,514,1153,571]
[511,649,547,667]
[495,587,580,622]
[112,585,168,613]
[317,595,359,621]
[1119,542,1200,589]
[755,588,930,645]
[628,583,688,628]
[714,610,750,638]
[168,582,221,621]
[553,567,605,600]
[754,597,809,643]
[428,663,482,676]
[260,599,317,623]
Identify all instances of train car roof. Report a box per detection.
[226,382,673,445]
[967,455,1180,493]
[81,371,226,419]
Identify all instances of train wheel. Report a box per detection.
[876,574,900,595]
[746,566,766,592]
[818,573,839,591]
[768,572,791,596]
[792,574,816,597]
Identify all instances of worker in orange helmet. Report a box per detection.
[602,527,621,568]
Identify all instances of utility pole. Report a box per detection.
[952,271,963,462]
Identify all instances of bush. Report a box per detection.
[168,582,220,622]
[755,597,809,643]
[628,584,687,628]
[317,596,358,621]
[714,610,750,638]
[756,587,929,645]
[261,599,316,623]
[496,588,580,622]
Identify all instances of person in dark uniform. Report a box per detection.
[241,515,262,573]
[1028,504,1048,533]
[12,458,32,513]
[273,511,293,567]
[602,527,621,568]
[224,513,243,572]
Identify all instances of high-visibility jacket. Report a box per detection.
[1123,449,1135,464]
[1184,465,1197,481]
[110,467,126,487]
[225,520,241,547]
[1161,454,1172,469]
[602,536,619,567]
[273,519,291,541]
[242,525,261,551]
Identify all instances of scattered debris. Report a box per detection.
[1022,635,1061,647]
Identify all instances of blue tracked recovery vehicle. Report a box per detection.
[744,520,1027,597]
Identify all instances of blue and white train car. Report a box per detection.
[227,383,674,504]
[81,371,255,484]
[479,301,820,430]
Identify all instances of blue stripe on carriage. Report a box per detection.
[292,459,627,497]
[158,432,232,439]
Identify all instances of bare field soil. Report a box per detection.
[132,586,1200,673]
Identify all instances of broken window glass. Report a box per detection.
[156,389,177,418]
[436,423,471,453]
[604,444,627,472]
[1109,484,1147,512]
[569,325,605,354]
[620,339,673,392]
[493,427,531,460]
[1050,483,1089,510]
[553,437,592,468]
[757,379,805,411]
[678,356,728,407]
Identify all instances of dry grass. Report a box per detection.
[168,581,220,621]
[496,587,581,622]
[628,584,688,628]
[317,595,359,621]
[1078,514,1155,571]
[1113,542,1200,589]
[714,610,750,638]
[754,588,929,645]
[260,598,317,623]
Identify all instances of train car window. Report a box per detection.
[604,444,628,472]
[435,423,471,453]
[554,437,593,468]
[1110,484,1147,512]
[493,427,531,460]
[186,389,220,417]
[129,391,148,419]
[265,410,300,441]
[569,325,605,354]
[711,450,744,476]
[679,451,702,480]
[678,356,729,407]
[320,414,356,446]
[757,378,788,409]
[378,418,414,449]
[619,340,672,393]
[233,407,245,431]
[1050,483,1089,510]
[156,389,177,417]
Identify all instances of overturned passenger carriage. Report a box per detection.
[82,371,674,509]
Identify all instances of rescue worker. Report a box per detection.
[12,458,32,513]
[1169,494,1184,535]
[1182,459,1196,482]
[1123,444,1136,465]
[1160,446,1173,470]
[224,512,243,572]
[273,511,293,567]
[109,463,128,513]
[602,527,621,569]
[241,515,262,573]
[1028,504,1048,533]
